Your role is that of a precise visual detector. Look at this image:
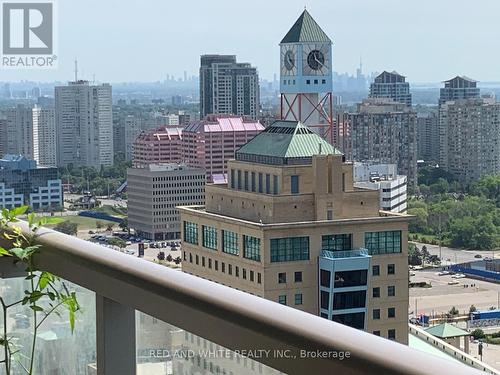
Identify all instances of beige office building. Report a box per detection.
[128,164,205,240]
[179,120,411,344]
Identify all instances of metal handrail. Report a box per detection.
[0,222,481,374]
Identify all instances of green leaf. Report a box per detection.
[0,247,11,257]
[10,206,28,217]
[39,217,64,226]
[29,305,44,312]
[39,272,52,290]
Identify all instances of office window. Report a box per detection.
[278,295,287,305]
[273,175,278,195]
[243,235,261,261]
[320,269,331,287]
[294,293,303,305]
[373,287,380,298]
[243,268,247,279]
[202,257,205,267]
[237,170,242,190]
[183,221,198,245]
[365,231,402,255]
[221,262,225,273]
[332,312,365,330]
[334,270,367,288]
[258,173,263,193]
[306,79,311,84]
[388,264,395,275]
[388,329,396,340]
[189,253,193,263]
[373,309,380,320]
[230,169,235,189]
[320,291,329,310]
[265,174,271,194]
[322,234,352,251]
[291,175,299,194]
[270,237,309,262]
[257,273,261,284]
[250,270,254,282]
[244,171,249,190]
[388,307,396,318]
[228,264,232,275]
[195,255,199,265]
[373,331,381,336]
[327,210,333,220]
[222,230,239,255]
[388,286,395,297]
[202,225,217,250]
[372,265,380,276]
[215,260,218,271]
[278,272,287,284]
[333,291,366,310]
[235,266,239,277]
[251,172,256,192]
[294,271,302,283]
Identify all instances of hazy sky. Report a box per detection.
[2,0,500,83]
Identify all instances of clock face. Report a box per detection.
[302,43,330,76]
[307,50,325,70]
[284,50,295,70]
[280,45,297,76]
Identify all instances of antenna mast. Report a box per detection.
[74,59,78,82]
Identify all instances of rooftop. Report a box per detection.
[184,115,263,133]
[281,9,331,44]
[424,323,470,339]
[235,120,342,165]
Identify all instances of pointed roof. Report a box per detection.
[236,120,341,164]
[281,10,331,44]
[424,323,470,338]
[443,75,478,84]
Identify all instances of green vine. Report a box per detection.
[0,206,80,374]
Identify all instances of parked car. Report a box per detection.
[484,257,493,262]
[448,281,460,285]
[474,254,482,259]
[437,271,450,276]
[451,274,466,279]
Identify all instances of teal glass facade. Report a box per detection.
[202,225,217,250]
[222,230,239,256]
[183,221,198,245]
[364,231,402,255]
[243,235,261,261]
[321,234,352,251]
[270,237,309,262]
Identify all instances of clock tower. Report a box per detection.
[280,10,335,144]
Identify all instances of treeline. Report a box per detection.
[59,157,131,196]
[409,173,500,250]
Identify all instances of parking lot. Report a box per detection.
[410,269,500,316]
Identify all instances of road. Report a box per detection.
[412,241,497,265]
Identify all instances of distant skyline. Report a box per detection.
[1,0,500,83]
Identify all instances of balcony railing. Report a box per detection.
[320,248,370,259]
[0,221,482,375]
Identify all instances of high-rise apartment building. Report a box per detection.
[200,55,260,119]
[127,164,205,240]
[5,105,35,159]
[182,115,264,180]
[179,120,411,344]
[416,111,440,163]
[346,98,417,188]
[55,81,113,168]
[132,127,183,168]
[0,118,7,157]
[353,163,407,213]
[439,76,480,105]
[32,106,56,167]
[439,98,500,182]
[369,71,412,107]
[124,115,142,161]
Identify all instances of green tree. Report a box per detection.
[408,207,428,233]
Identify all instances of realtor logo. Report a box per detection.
[1,1,56,68]
[3,2,52,54]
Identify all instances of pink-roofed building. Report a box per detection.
[182,115,264,180]
[133,127,183,167]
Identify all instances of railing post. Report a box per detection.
[96,294,136,375]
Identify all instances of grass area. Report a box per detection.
[45,215,117,231]
[92,205,127,218]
